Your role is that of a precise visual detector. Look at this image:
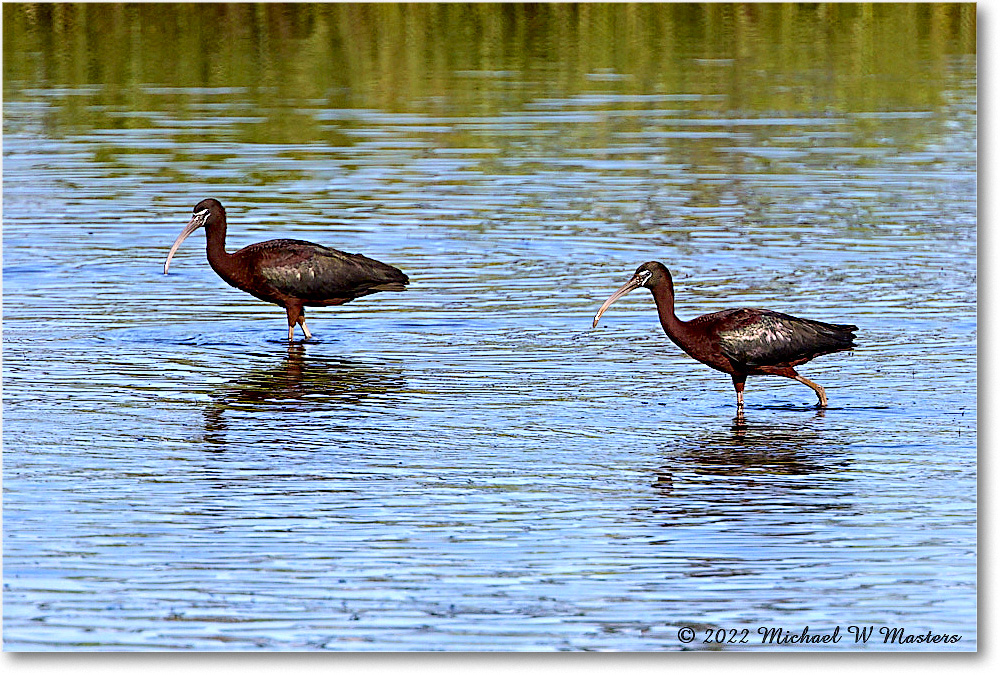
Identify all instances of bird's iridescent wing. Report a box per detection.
[716,309,855,367]
[248,240,408,302]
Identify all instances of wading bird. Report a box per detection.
[164,199,408,340]
[592,262,857,414]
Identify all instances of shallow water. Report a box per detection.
[3,4,976,650]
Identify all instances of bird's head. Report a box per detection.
[163,199,226,274]
[592,261,671,329]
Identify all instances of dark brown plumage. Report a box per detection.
[593,261,857,413]
[164,199,408,340]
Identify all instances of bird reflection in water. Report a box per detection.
[730,405,825,433]
[202,343,406,447]
[638,421,856,583]
[651,417,852,502]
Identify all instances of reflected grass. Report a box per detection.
[4,3,976,137]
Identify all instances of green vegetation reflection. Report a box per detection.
[4,2,976,139]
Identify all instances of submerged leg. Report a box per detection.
[793,373,828,407]
[285,304,304,341]
[731,374,747,413]
[297,314,313,340]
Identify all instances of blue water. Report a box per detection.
[3,30,976,651]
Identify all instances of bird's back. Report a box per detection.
[711,308,857,368]
[238,239,409,304]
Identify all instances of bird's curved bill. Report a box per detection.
[163,213,206,274]
[592,275,642,328]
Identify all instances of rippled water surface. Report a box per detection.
[3,4,976,651]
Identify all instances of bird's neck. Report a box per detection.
[651,282,692,345]
[205,223,238,280]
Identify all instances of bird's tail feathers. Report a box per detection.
[815,321,858,350]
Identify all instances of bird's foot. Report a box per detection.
[793,374,827,408]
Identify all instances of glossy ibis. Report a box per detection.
[593,262,857,413]
[164,199,409,340]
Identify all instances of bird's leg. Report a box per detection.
[731,374,747,413]
[793,374,828,407]
[297,315,313,340]
[285,304,304,341]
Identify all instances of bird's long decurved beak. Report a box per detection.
[163,214,205,274]
[593,275,643,328]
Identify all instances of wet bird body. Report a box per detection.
[682,307,857,374]
[593,262,857,413]
[215,238,408,308]
[164,199,408,340]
